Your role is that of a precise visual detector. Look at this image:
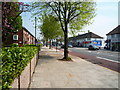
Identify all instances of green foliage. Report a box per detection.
[2,2,23,46]
[39,14,64,40]
[31,2,96,36]
[3,2,22,32]
[69,2,96,36]
[66,57,72,61]
[23,44,36,47]
[13,15,22,31]
[37,44,42,48]
[31,1,96,59]
[10,44,19,47]
[1,46,38,89]
[23,44,42,51]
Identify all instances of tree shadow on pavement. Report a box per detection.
[37,55,55,65]
[39,55,54,60]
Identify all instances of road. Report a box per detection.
[58,47,120,72]
[68,47,119,62]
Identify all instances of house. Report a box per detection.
[3,27,37,46]
[69,32,103,47]
[105,25,120,51]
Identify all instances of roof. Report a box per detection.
[106,25,120,35]
[69,32,103,40]
[22,27,36,39]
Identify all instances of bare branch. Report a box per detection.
[69,12,81,21]
[47,2,59,17]
[58,2,65,32]
[69,11,90,21]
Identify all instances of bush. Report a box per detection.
[23,44,42,51]
[1,46,38,89]
[37,44,42,51]
[23,44,36,47]
[10,44,19,47]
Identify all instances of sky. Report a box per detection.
[81,1,118,40]
[20,1,118,40]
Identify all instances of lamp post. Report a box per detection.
[35,17,37,45]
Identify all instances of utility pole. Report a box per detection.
[35,17,37,45]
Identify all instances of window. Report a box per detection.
[87,38,91,40]
[111,35,116,38]
[115,34,120,38]
[13,35,18,40]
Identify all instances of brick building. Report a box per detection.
[3,27,37,46]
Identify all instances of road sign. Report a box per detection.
[92,40,102,46]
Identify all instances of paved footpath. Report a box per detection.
[29,46,119,88]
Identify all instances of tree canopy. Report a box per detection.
[39,14,63,40]
[2,2,29,46]
[31,1,96,59]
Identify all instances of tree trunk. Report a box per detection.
[49,39,52,49]
[63,23,68,59]
[46,40,48,47]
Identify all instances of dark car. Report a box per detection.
[88,45,99,50]
[61,45,64,48]
[61,44,73,48]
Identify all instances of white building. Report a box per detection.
[69,32,103,47]
[105,25,120,51]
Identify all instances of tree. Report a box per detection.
[39,14,63,48]
[31,1,96,60]
[2,2,29,46]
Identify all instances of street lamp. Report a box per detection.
[35,17,37,45]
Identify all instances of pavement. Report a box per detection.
[29,46,119,88]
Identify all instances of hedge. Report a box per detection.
[1,46,38,89]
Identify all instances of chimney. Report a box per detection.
[88,30,90,33]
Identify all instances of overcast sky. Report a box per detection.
[20,1,118,40]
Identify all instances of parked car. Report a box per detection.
[88,45,99,50]
[61,45,64,48]
[104,45,107,49]
[68,44,73,48]
[61,44,73,48]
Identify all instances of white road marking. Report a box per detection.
[88,51,91,53]
[96,57,120,63]
[108,55,114,56]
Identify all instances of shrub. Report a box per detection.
[1,46,38,89]
[23,44,42,51]
[10,43,19,47]
[23,44,36,47]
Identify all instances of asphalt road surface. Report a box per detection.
[58,47,119,72]
[69,47,119,63]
